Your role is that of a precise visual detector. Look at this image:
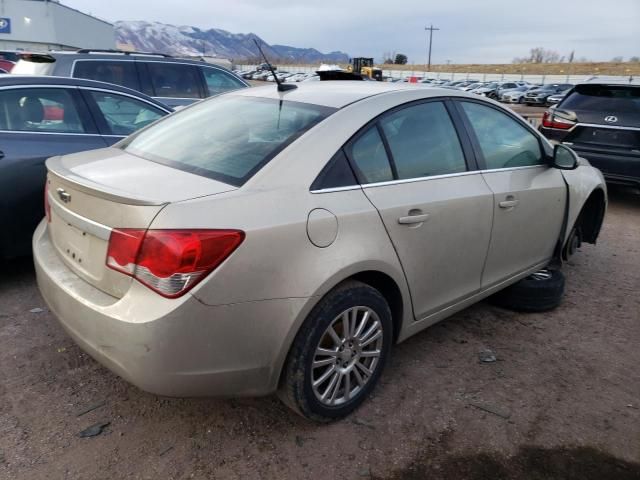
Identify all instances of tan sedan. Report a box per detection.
[34,82,606,421]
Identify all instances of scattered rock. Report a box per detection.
[358,466,371,477]
[469,401,511,419]
[351,417,376,429]
[76,400,106,417]
[0,450,5,463]
[79,421,110,438]
[29,308,44,313]
[479,350,497,363]
[56,347,66,353]
[295,435,304,447]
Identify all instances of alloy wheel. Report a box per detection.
[311,306,384,406]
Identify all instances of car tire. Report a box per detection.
[278,281,393,422]
[490,269,565,313]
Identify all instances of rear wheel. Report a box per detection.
[491,269,565,313]
[279,281,392,422]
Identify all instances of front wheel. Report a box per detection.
[279,281,393,422]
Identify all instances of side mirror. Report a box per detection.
[552,144,579,170]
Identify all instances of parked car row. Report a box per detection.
[235,68,319,82]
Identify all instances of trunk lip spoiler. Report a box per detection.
[46,156,167,207]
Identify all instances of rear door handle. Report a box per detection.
[0,151,4,160]
[398,213,430,225]
[499,195,519,209]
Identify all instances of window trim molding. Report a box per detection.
[343,97,474,185]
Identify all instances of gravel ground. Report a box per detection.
[1,186,639,480]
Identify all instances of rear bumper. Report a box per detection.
[569,147,640,187]
[33,220,306,397]
[524,97,546,104]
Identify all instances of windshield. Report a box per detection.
[560,85,640,112]
[121,95,335,186]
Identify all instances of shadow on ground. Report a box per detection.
[377,445,640,480]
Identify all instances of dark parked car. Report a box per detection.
[539,82,640,187]
[12,50,249,108]
[0,75,172,259]
[524,84,573,106]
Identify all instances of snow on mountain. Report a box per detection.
[115,21,349,63]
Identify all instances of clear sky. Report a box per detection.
[63,0,640,64]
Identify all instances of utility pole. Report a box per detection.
[425,24,440,71]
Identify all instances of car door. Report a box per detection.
[0,86,105,257]
[455,100,566,288]
[79,88,169,145]
[345,100,494,320]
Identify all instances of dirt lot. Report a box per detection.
[1,186,639,480]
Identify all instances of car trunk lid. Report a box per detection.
[45,148,236,298]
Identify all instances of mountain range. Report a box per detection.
[115,21,349,63]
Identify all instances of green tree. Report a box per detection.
[394,53,408,65]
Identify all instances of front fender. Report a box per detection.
[561,159,608,244]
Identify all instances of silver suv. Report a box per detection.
[13,49,249,108]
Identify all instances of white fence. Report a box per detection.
[237,64,633,85]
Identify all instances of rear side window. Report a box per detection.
[460,102,543,169]
[121,96,334,186]
[146,63,201,99]
[0,88,85,133]
[73,61,140,91]
[200,67,246,96]
[379,101,466,179]
[88,91,165,136]
[560,85,640,113]
[348,127,394,184]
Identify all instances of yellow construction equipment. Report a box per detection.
[347,58,383,81]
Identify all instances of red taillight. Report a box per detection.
[542,110,575,130]
[44,182,51,223]
[106,229,245,298]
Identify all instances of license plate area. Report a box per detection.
[56,221,90,267]
[574,128,639,148]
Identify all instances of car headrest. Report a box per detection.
[21,96,44,124]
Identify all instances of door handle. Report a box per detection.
[499,196,519,209]
[398,213,430,225]
[0,150,4,160]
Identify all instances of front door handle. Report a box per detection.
[398,213,430,225]
[0,150,4,160]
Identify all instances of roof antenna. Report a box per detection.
[253,39,297,92]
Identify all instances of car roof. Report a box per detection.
[232,81,477,109]
[0,74,173,111]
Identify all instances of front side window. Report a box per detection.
[460,102,543,169]
[200,67,246,96]
[74,61,140,91]
[379,101,466,179]
[147,63,201,99]
[0,88,85,133]
[121,96,334,186]
[89,91,165,136]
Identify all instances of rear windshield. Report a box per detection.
[560,85,640,113]
[120,95,335,186]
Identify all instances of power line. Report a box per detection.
[425,24,440,71]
